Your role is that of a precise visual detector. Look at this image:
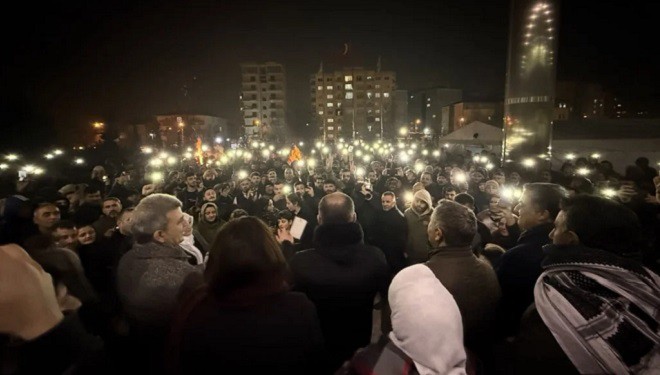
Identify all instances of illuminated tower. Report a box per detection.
[502,0,559,162]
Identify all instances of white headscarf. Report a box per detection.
[180,213,204,265]
[388,264,466,375]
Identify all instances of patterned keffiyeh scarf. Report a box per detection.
[535,245,660,374]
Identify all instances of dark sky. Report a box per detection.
[2,0,659,147]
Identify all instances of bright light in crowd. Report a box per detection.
[237,170,248,180]
[311,149,316,154]
[142,147,153,154]
[216,137,224,144]
[522,158,536,168]
[444,143,449,148]
[565,153,576,160]
[363,155,371,162]
[184,152,193,159]
[411,143,418,149]
[53,149,63,156]
[356,150,363,157]
[0,164,8,170]
[74,158,85,165]
[407,149,414,156]
[422,150,428,156]
[414,163,425,173]
[398,142,405,149]
[187,147,193,152]
[404,191,414,202]
[353,140,360,146]
[261,149,270,158]
[6,154,18,161]
[33,168,44,175]
[501,187,514,200]
[308,159,317,167]
[236,150,244,157]
[577,167,590,176]
[201,145,209,152]
[433,150,441,157]
[356,167,365,176]
[251,141,259,148]
[150,171,163,182]
[341,149,348,156]
[299,142,304,147]
[159,152,168,159]
[591,153,601,159]
[44,154,54,160]
[399,127,408,136]
[167,157,177,166]
[480,156,489,163]
[244,153,252,160]
[399,152,409,163]
[283,185,292,194]
[601,188,617,198]
[23,165,35,173]
[315,142,322,149]
[454,172,467,183]
[220,156,229,164]
[486,163,495,170]
[322,146,329,154]
[473,156,480,162]
[268,145,275,151]
[149,158,163,167]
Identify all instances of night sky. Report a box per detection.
[2,0,658,149]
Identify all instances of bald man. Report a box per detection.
[288,192,390,371]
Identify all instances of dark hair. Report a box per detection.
[185,172,196,179]
[635,157,649,167]
[318,192,354,224]
[568,176,595,195]
[454,193,475,206]
[561,195,642,257]
[522,183,568,221]
[431,200,477,247]
[323,179,337,187]
[249,172,260,178]
[293,181,305,188]
[277,210,294,221]
[205,216,287,297]
[52,220,76,231]
[443,185,457,194]
[117,207,135,221]
[229,209,248,220]
[285,193,302,207]
[103,197,121,204]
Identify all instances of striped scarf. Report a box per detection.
[535,244,660,374]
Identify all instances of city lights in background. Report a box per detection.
[53,149,63,156]
[74,158,85,165]
[0,164,8,170]
[591,153,601,159]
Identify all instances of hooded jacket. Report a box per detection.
[404,190,433,264]
[194,202,225,252]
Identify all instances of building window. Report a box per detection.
[344,75,353,82]
[270,75,276,81]
[318,110,324,115]
[367,92,373,99]
[375,84,381,89]
[327,118,334,123]
[367,76,373,80]
[356,76,362,81]
[375,109,380,114]
[345,84,353,90]
[375,93,381,98]
[384,77,390,80]
[263,115,268,118]
[327,103,334,107]
[252,112,257,117]
[318,78,323,82]
[426,103,431,107]
[375,117,380,122]
[250,76,256,82]
[327,126,334,130]
[326,78,332,82]
[383,92,390,98]
[251,95,257,100]
[326,85,333,90]
[317,86,323,91]
[345,92,354,99]
[327,94,333,99]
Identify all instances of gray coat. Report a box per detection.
[117,241,202,329]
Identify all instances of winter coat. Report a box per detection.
[404,208,432,265]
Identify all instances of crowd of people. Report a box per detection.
[0,140,659,374]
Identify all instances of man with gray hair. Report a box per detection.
[289,192,390,371]
[116,194,201,370]
[426,199,501,359]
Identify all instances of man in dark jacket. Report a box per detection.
[496,183,568,336]
[371,191,408,273]
[289,192,390,371]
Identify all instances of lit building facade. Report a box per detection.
[442,101,503,133]
[240,62,286,139]
[310,66,396,140]
[503,0,559,161]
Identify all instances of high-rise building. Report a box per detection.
[240,62,286,139]
[310,65,396,140]
[441,101,503,133]
[554,81,609,120]
[408,87,463,136]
